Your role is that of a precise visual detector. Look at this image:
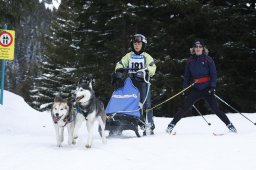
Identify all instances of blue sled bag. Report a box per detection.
[105,77,140,118]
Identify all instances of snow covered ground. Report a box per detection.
[1,90,256,170]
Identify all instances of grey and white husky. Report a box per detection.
[51,97,75,147]
[73,78,107,148]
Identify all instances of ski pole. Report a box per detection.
[215,94,256,125]
[192,105,211,126]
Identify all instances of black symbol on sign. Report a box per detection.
[2,35,10,45]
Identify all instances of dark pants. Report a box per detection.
[170,88,231,125]
[132,79,154,126]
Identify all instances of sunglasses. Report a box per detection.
[194,45,203,48]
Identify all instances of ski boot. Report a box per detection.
[143,123,155,136]
[166,123,175,134]
[227,123,237,133]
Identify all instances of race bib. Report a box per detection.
[128,54,145,73]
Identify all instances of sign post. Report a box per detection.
[0,24,15,105]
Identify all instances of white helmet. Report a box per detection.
[131,34,147,54]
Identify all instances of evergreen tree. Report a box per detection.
[32,59,76,111]
[34,0,80,110]
[0,0,53,105]
[205,0,256,112]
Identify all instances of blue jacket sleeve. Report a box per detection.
[183,61,191,88]
[207,57,217,88]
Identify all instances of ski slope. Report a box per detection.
[0,90,256,170]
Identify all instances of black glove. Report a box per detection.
[116,68,125,73]
[208,87,216,95]
[136,71,144,78]
[111,71,126,90]
[136,70,149,79]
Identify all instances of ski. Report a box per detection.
[170,132,236,136]
[213,132,237,136]
[170,132,233,136]
[212,132,225,136]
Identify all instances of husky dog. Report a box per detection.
[73,78,107,148]
[51,96,75,147]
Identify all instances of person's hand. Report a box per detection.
[116,68,125,73]
[136,71,144,78]
[208,87,216,95]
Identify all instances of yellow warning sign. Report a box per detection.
[0,29,15,60]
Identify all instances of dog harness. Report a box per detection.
[76,102,93,118]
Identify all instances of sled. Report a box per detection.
[104,70,149,137]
